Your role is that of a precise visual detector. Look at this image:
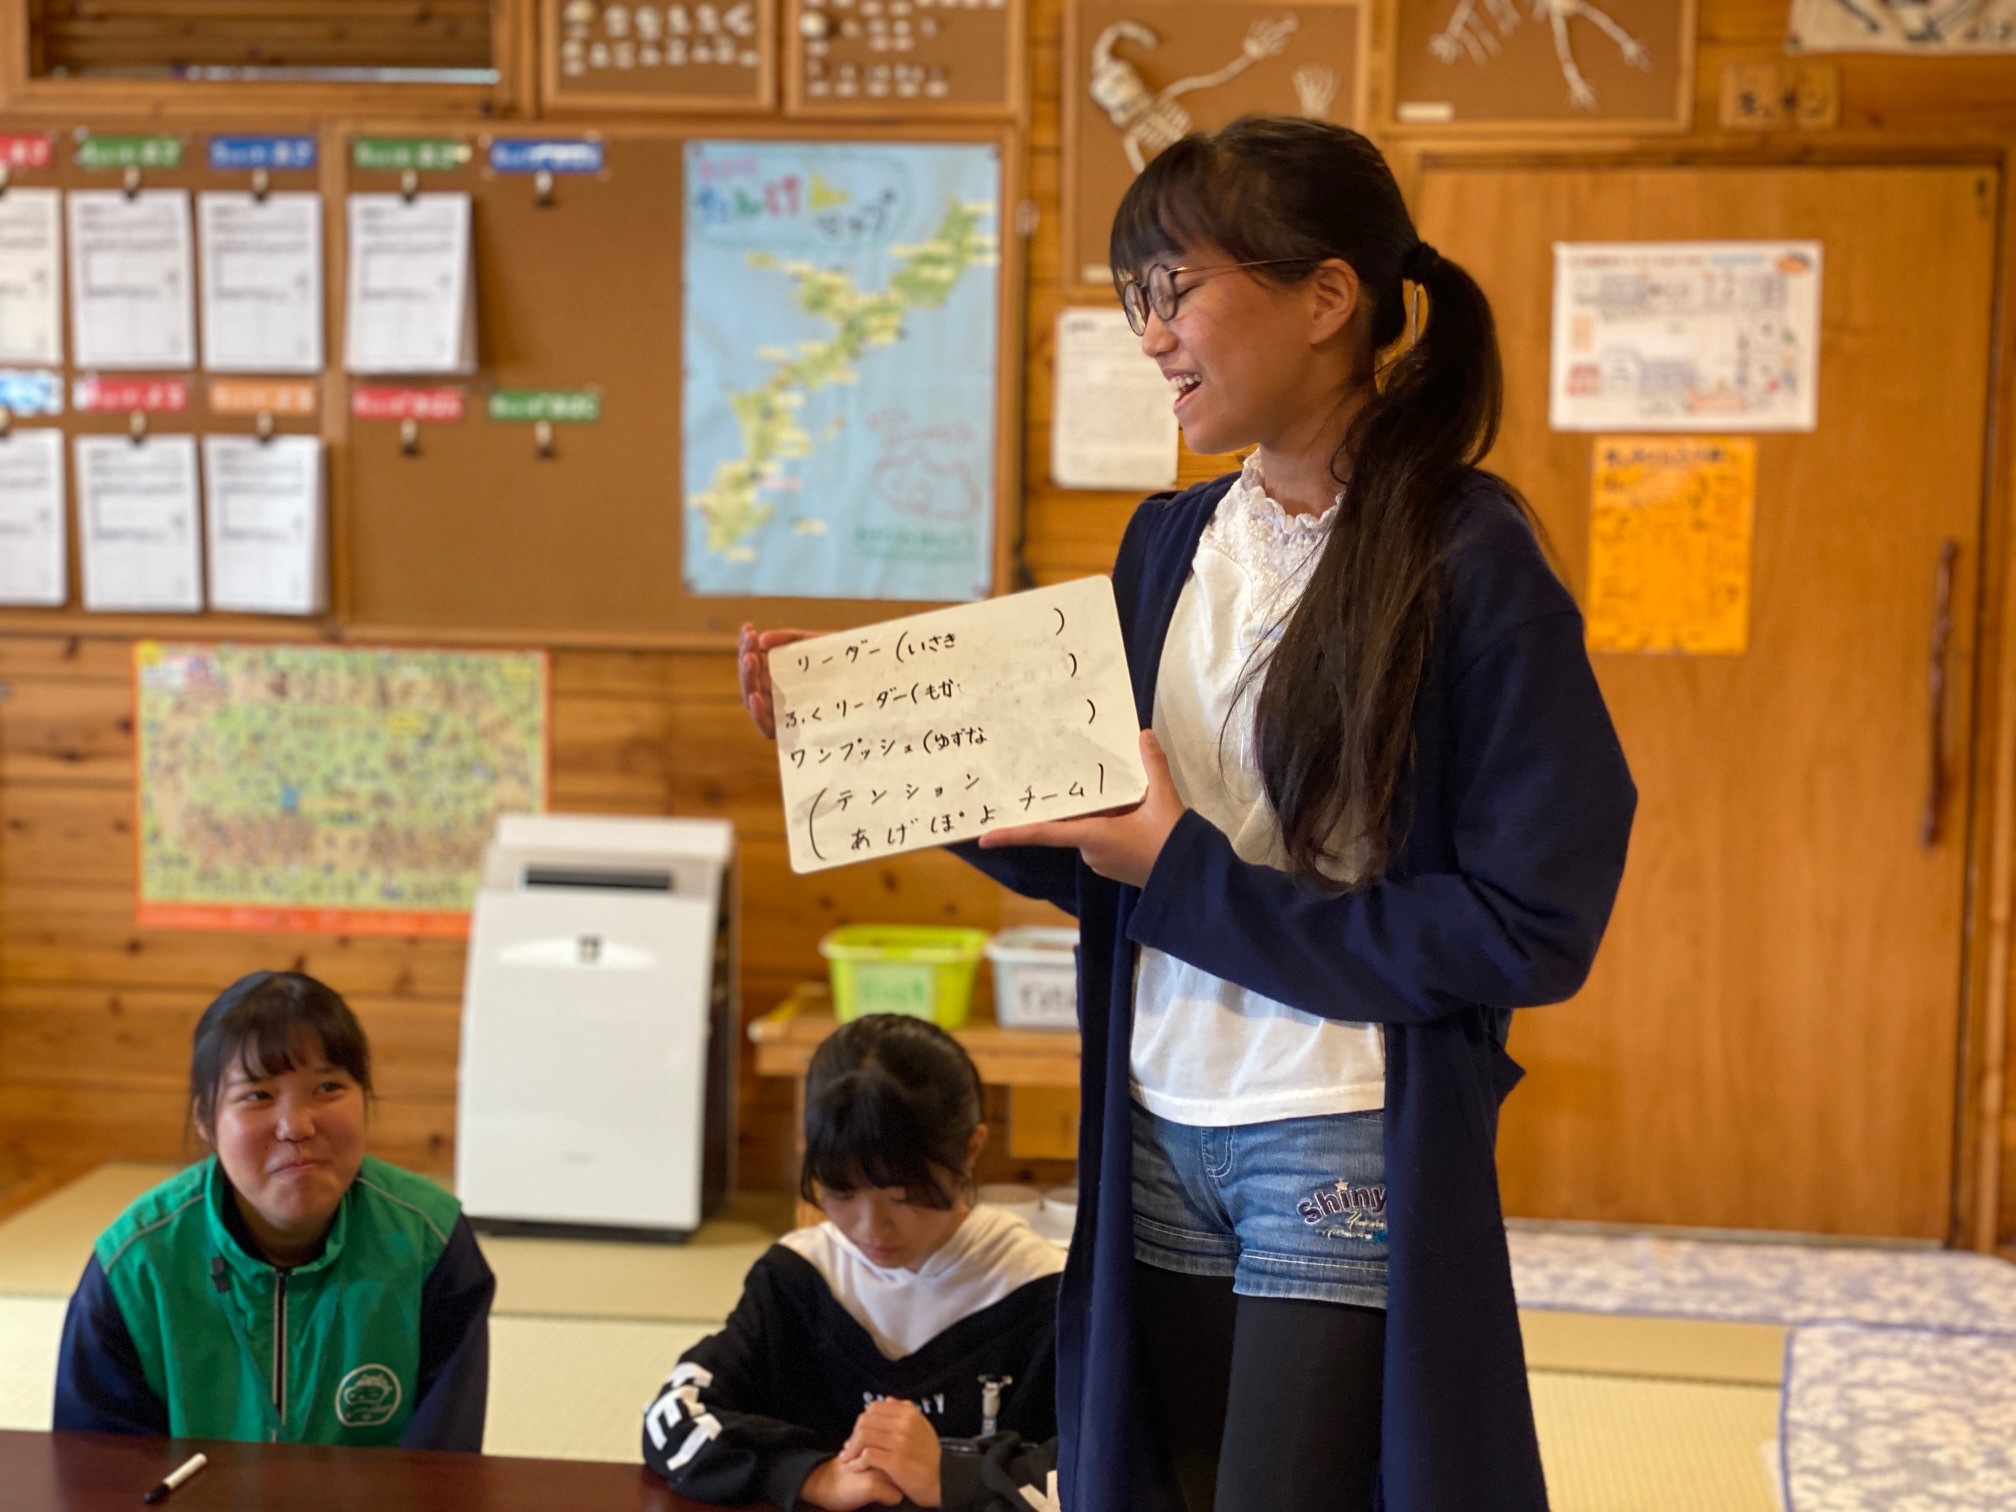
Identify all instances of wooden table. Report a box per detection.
[749,983,1083,1168]
[0,1430,750,1511]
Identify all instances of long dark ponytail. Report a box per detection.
[1110,116,1509,882]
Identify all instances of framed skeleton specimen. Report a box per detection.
[1389,0,1695,133]
[1062,0,1368,291]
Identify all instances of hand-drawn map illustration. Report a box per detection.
[682,140,1002,601]
[135,641,548,936]
[1788,0,2016,51]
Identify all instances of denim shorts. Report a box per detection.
[1130,1099,1389,1308]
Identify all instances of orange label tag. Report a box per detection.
[209,379,318,416]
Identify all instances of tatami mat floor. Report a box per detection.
[0,1164,1788,1509]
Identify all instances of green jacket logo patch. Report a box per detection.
[336,1365,403,1427]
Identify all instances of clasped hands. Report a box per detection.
[798,1398,941,1509]
[738,624,1184,888]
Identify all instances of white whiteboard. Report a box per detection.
[770,577,1149,874]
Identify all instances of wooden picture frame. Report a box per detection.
[0,1,533,119]
[783,0,1027,121]
[335,118,1026,647]
[538,0,780,116]
[1060,0,1369,295]
[1386,0,1696,134]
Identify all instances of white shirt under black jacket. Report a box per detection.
[1131,452,1387,1124]
[642,1205,1063,1510]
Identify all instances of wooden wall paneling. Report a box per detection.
[1977,149,2016,1255]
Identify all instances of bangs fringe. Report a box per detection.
[799,1063,958,1210]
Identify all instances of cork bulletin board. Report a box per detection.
[1388,0,1695,133]
[0,119,333,633]
[339,120,1023,644]
[783,0,1026,119]
[539,0,780,115]
[1061,0,1366,291]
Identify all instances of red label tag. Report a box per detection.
[74,377,190,412]
[350,386,465,422]
[0,135,54,170]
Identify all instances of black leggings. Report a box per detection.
[1135,1260,1385,1512]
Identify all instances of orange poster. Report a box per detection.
[1586,436,1755,655]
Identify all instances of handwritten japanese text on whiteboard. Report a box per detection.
[770,577,1148,874]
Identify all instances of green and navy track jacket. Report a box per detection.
[53,1154,494,1450]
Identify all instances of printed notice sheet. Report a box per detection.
[0,189,63,365]
[343,194,475,375]
[1586,436,1756,655]
[0,428,66,604]
[68,191,197,370]
[77,433,202,611]
[1051,307,1178,490]
[203,434,325,615]
[1550,242,1822,433]
[770,576,1149,873]
[198,192,324,373]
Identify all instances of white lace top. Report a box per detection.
[1129,454,1386,1126]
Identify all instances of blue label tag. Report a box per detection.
[0,370,63,415]
[489,138,604,175]
[208,135,318,172]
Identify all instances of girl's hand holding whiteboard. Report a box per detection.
[738,622,816,741]
[767,578,1153,875]
[978,728,1183,889]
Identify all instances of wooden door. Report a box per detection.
[1414,164,1999,1239]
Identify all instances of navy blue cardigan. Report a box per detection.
[957,472,1635,1511]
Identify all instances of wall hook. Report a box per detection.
[534,168,555,208]
[534,419,555,458]
[128,411,148,444]
[122,165,141,200]
[255,411,275,443]
[251,167,270,203]
[400,168,420,203]
[399,417,420,456]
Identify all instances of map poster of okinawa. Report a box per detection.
[134,642,549,937]
[682,139,1002,601]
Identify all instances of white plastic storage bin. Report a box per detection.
[986,926,1080,1029]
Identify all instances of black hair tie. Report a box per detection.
[1404,240,1441,281]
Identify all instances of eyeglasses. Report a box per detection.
[1116,259,1311,336]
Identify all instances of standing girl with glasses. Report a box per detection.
[738,116,1635,1512]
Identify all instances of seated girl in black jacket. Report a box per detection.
[642,1013,1060,1510]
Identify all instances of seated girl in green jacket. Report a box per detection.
[53,971,495,1449]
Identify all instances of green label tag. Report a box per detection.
[853,964,936,1021]
[75,135,183,170]
[488,389,601,423]
[351,137,470,173]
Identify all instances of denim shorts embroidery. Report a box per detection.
[1130,1098,1388,1309]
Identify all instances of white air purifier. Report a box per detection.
[455,814,736,1241]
